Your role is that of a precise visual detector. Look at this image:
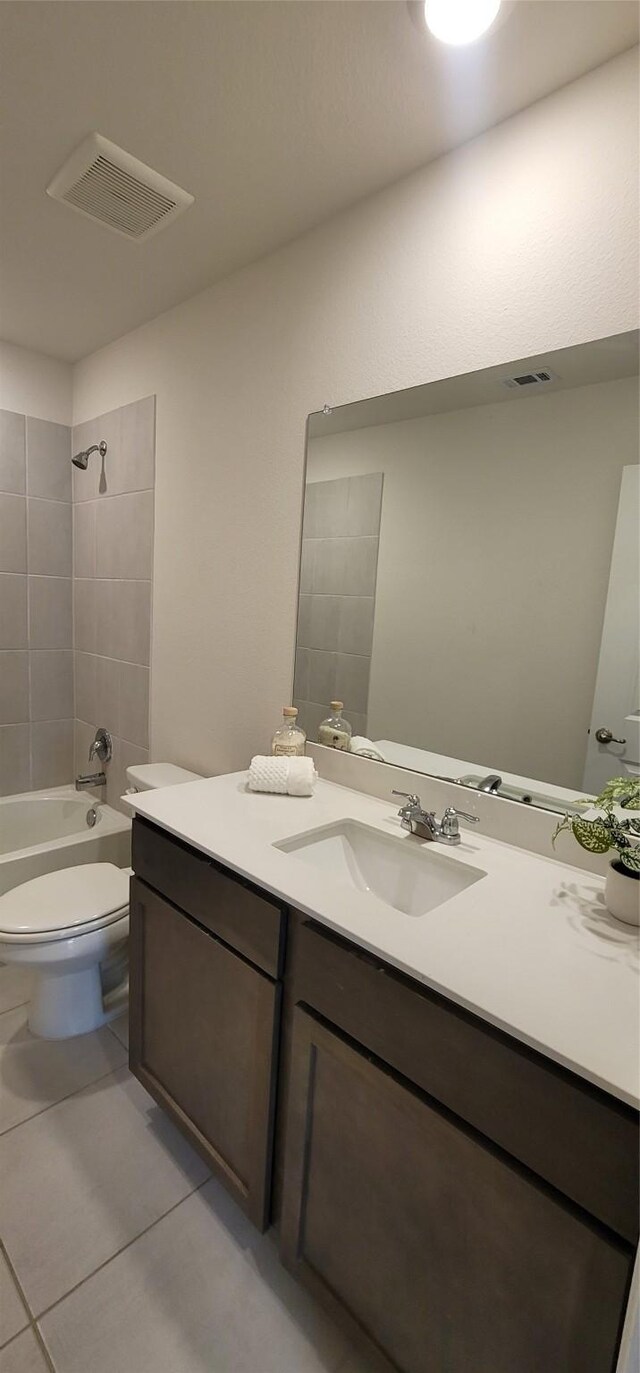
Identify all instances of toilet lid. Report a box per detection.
[0,864,130,936]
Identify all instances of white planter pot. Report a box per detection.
[604,861,640,927]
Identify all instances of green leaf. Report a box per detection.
[607,818,628,846]
[594,776,640,810]
[571,817,612,854]
[619,847,640,874]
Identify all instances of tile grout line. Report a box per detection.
[0,1237,30,1320]
[0,1061,128,1141]
[297,648,372,659]
[24,494,73,507]
[297,696,369,713]
[0,998,30,1020]
[73,487,154,504]
[40,574,151,583]
[302,534,380,542]
[0,1329,32,1360]
[33,1175,212,1327]
[0,1238,57,1370]
[105,1019,128,1051]
[73,653,150,669]
[74,717,149,754]
[71,575,152,583]
[0,1323,56,1373]
[32,1322,57,1372]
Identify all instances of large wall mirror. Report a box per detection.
[294,330,639,814]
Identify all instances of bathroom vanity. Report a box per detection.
[128,773,639,1373]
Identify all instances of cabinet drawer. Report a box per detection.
[132,817,284,977]
[292,916,639,1243]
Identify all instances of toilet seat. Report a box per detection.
[0,863,131,945]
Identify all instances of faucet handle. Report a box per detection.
[392,790,421,809]
[444,806,479,824]
[441,805,479,840]
[88,727,112,764]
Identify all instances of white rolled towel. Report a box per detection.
[350,737,387,763]
[247,755,317,797]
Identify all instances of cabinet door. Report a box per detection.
[129,878,280,1230]
[280,1009,632,1373]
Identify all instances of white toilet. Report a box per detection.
[0,763,202,1039]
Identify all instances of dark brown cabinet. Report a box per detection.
[129,818,285,1230]
[129,817,638,1371]
[279,916,639,1373]
[280,1006,633,1373]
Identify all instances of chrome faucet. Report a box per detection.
[88,727,112,764]
[392,792,479,845]
[477,773,502,794]
[76,728,112,791]
[75,771,107,791]
[393,793,439,840]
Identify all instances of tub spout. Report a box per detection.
[75,772,107,790]
[477,773,503,794]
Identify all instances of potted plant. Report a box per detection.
[554,777,640,926]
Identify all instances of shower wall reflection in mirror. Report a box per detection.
[294,331,639,814]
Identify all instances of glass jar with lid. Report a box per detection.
[271,707,306,757]
[318,702,352,751]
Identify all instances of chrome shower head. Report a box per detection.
[72,440,107,470]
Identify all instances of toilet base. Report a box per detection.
[0,910,130,1040]
[29,964,128,1039]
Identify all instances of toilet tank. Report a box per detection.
[125,762,203,795]
[124,763,201,796]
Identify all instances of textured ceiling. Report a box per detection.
[0,1,638,362]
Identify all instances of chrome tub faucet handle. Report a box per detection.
[88,727,112,764]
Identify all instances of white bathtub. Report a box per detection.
[0,786,131,896]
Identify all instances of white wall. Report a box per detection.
[0,341,72,425]
[72,51,639,777]
[307,376,638,789]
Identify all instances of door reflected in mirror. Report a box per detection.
[294,331,639,814]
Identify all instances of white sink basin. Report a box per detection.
[275,819,486,917]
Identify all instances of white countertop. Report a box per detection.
[128,772,640,1110]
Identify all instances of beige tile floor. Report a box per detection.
[0,969,372,1373]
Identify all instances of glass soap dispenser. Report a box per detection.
[318,701,352,751]
[271,706,306,757]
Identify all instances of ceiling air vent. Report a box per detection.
[501,368,558,391]
[46,133,194,242]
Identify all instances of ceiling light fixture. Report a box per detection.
[424,0,501,45]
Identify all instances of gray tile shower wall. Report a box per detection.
[294,473,383,743]
[71,397,155,812]
[0,411,74,795]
